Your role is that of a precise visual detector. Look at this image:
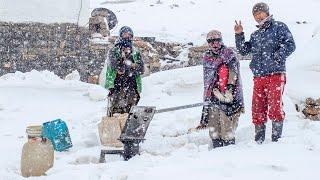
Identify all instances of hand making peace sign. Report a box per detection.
[234,20,243,34]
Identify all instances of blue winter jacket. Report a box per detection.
[235,18,296,77]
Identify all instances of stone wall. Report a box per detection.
[0,21,182,84]
[0,22,107,82]
[0,21,252,84]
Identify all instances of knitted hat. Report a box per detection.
[119,26,134,38]
[252,2,269,15]
[206,30,222,40]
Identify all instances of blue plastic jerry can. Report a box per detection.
[42,119,73,151]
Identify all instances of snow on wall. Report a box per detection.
[0,0,90,26]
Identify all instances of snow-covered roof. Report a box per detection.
[0,0,89,26]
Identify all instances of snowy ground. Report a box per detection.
[1,62,319,180]
[1,0,320,179]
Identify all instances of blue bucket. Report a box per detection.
[42,119,72,151]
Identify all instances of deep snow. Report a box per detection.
[0,0,320,179]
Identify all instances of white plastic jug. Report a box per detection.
[21,125,54,177]
[98,113,128,147]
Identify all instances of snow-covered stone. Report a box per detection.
[65,70,81,81]
[88,85,108,101]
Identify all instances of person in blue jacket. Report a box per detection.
[234,2,296,143]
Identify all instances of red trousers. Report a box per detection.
[252,74,286,125]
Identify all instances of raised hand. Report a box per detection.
[234,20,243,34]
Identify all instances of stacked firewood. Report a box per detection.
[302,98,320,121]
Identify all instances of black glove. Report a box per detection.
[226,84,235,92]
[108,88,114,97]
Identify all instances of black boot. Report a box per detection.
[272,121,283,142]
[255,124,266,144]
[212,138,224,148]
[223,138,235,146]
